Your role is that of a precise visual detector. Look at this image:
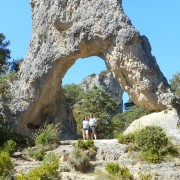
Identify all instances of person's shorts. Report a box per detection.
[89,126,96,133]
[82,128,88,133]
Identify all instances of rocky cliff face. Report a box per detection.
[9,0,175,137]
[81,71,124,112]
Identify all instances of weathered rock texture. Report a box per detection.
[124,108,180,144]
[13,139,180,180]
[81,71,124,112]
[10,0,174,137]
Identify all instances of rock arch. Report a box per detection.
[11,0,174,138]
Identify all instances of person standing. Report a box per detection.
[89,114,97,140]
[82,116,89,140]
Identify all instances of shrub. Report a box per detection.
[95,170,128,180]
[126,144,139,152]
[138,172,151,180]
[142,148,162,163]
[117,133,135,144]
[135,126,168,152]
[68,147,90,172]
[15,152,60,180]
[43,152,59,165]
[0,127,31,148]
[15,163,59,180]
[77,139,96,150]
[3,139,17,156]
[35,123,59,149]
[161,143,179,157]
[29,146,45,161]
[0,151,13,176]
[105,162,133,179]
[106,162,120,175]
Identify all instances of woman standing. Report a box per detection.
[82,116,89,140]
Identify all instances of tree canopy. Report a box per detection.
[170,72,180,98]
[0,33,11,75]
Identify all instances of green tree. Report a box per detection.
[63,83,83,105]
[0,33,11,75]
[112,105,152,134]
[170,72,180,97]
[10,58,23,72]
[73,87,119,137]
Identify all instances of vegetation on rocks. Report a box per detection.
[95,162,132,180]
[68,146,90,172]
[0,151,13,176]
[117,126,179,163]
[29,123,60,160]
[15,152,60,180]
[34,123,60,149]
[105,162,132,179]
[77,139,96,151]
[170,72,180,98]
[68,139,97,172]
[0,127,30,148]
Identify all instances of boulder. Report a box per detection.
[124,109,180,144]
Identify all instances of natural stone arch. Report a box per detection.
[10,0,174,138]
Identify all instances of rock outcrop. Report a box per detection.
[10,0,175,137]
[124,108,180,144]
[81,71,124,112]
[13,139,180,180]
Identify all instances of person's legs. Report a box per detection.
[85,129,89,139]
[93,127,97,140]
[89,127,93,139]
[82,129,86,140]
[94,132,97,140]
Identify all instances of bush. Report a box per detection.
[35,123,59,149]
[15,163,59,180]
[0,127,31,148]
[117,133,135,144]
[126,144,139,152]
[0,151,13,176]
[106,162,120,175]
[68,147,90,172]
[77,139,96,150]
[15,152,60,180]
[138,172,151,180]
[142,148,162,163]
[105,162,132,179]
[43,152,59,165]
[3,139,17,156]
[161,143,179,157]
[135,126,168,152]
[29,146,45,161]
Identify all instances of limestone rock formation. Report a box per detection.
[13,139,180,180]
[81,71,124,112]
[124,108,180,144]
[10,0,175,137]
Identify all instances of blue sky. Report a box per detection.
[0,0,179,102]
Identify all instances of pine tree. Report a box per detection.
[0,33,11,75]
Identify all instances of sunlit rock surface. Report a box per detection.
[10,0,174,137]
